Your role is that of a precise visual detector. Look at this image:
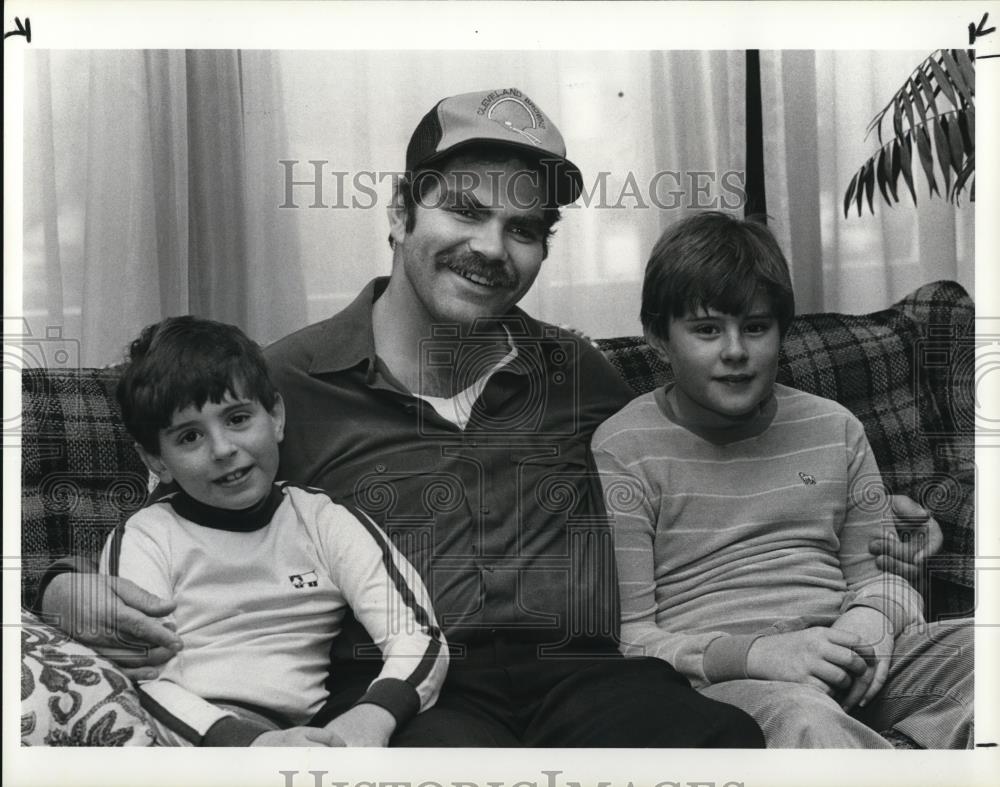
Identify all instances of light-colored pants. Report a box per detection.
[700,619,973,748]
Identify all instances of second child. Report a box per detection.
[592,212,972,748]
[99,316,447,746]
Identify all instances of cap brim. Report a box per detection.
[415,138,584,207]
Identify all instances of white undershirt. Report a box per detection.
[413,330,518,430]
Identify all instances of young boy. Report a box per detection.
[592,212,972,748]
[99,316,447,747]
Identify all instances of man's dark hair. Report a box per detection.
[640,211,795,340]
[389,144,562,258]
[117,315,279,454]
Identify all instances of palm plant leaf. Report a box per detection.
[844,171,859,217]
[890,139,902,200]
[946,119,965,173]
[864,160,876,213]
[876,146,893,205]
[898,136,917,205]
[960,108,974,152]
[955,49,976,93]
[953,154,975,205]
[844,49,975,217]
[942,50,973,105]
[915,126,938,196]
[927,57,960,110]
[915,68,939,119]
[910,77,929,128]
[932,117,952,193]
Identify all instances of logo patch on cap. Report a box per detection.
[407,87,583,206]
[478,88,547,147]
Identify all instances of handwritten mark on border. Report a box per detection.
[4,16,31,42]
[970,11,999,58]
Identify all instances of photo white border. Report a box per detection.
[4,2,999,786]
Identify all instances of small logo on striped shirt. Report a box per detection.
[289,569,318,588]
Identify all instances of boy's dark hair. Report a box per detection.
[389,144,562,258]
[641,211,795,340]
[117,316,278,454]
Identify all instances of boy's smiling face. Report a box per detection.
[139,390,285,510]
[650,292,781,429]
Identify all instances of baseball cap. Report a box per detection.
[405,88,584,207]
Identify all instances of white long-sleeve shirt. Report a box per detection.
[99,482,447,745]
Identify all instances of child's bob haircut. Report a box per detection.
[117,315,279,455]
[640,211,795,341]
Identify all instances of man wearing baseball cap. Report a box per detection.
[40,89,765,748]
[262,89,764,747]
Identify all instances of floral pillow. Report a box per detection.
[21,610,156,746]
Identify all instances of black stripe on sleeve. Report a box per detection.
[336,501,443,639]
[106,522,128,578]
[138,688,204,745]
[281,484,446,693]
[340,503,445,693]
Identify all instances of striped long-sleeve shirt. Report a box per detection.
[99,482,447,745]
[592,383,923,689]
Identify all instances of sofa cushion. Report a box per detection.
[21,368,149,607]
[890,280,976,580]
[21,610,155,746]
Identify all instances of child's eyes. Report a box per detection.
[690,321,773,336]
[176,430,201,446]
[170,411,253,445]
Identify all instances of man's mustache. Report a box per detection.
[439,251,519,289]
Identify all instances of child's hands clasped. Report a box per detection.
[323,703,397,747]
[252,726,347,747]
[831,606,894,712]
[746,628,869,695]
[250,704,397,747]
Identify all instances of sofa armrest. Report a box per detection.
[21,368,150,606]
[21,609,156,746]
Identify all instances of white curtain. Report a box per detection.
[23,50,973,367]
[22,50,306,367]
[760,50,974,314]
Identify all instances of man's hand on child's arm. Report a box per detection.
[41,572,182,680]
[869,495,944,586]
[831,606,894,712]
[746,628,868,695]
[323,703,397,747]
[252,727,346,747]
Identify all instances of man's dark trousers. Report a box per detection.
[315,639,765,747]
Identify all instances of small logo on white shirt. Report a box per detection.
[799,472,817,486]
[289,569,318,588]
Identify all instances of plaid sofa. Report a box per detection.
[19,280,975,746]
